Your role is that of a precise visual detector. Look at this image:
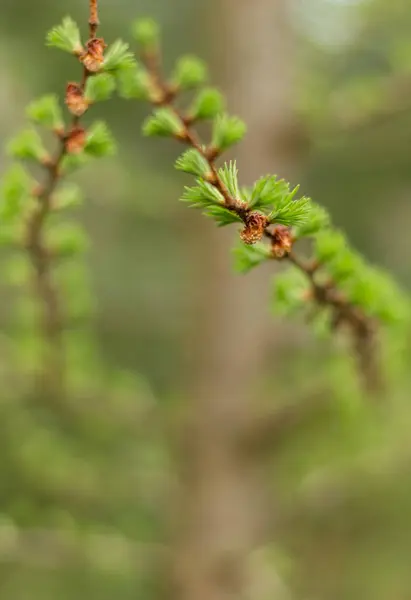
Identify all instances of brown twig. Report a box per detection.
[25,1,102,394]
[287,252,382,394]
[139,44,383,395]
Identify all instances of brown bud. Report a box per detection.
[80,38,106,73]
[65,126,86,154]
[65,82,89,117]
[270,225,293,258]
[240,211,268,245]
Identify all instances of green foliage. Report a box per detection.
[211,114,247,151]
[314,229,347,263]
[85,73,116,103]
[189,88,225,120]
[143,108,184,138]
[294,202,330,238]
[116,65,153,100]
[326,247,364,283]
[26,95,64,130]
[175,149,212,178]
[180,175,243,226]
[233,242,273,274]
[7,128,48,162]
[343,267,410,325]
[272,267,309,316]
[131,18,160,50]
[84,122,117,157]
[47,223,88,258]
[204,205,243,227]
[0,164,33,221]
[45,16,82,54]
[180,179,224,209]
[250,176,295,210]
[246,175,311,226]
[53,183,84,210]
[269,195,311,227]
[218,162,240,199]
[61,152,90,174]
[103,40,135,72]
[171,55,208,89]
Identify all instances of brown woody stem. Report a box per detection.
[141,47,382,396]
[288,252,382,395]
[24,2,101,395]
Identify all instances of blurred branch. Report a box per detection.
[24,1,104,395]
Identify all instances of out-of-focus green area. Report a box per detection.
[1,1,411,599]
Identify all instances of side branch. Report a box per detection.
[24,3,103,393]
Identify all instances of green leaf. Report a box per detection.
[46,16,82,54]
[314,230,347,263]
[212,114,246,152]
[180,180,224,209]
[132,18,160,50]
[218,162,240,199]
[171,55,207,89]
[204,205,242,227]
[326,248,363,283]
[233,242,272,274]
[103,39,135,72]
[142,108,184,138]
[116,65,154,100]
[272,268,309,316]
[189,87,225,120]
[47,223,88,258]
[249,175,291,209]
[175,149,212,178]
[269,196,311,227]
[53,183,83,210]
[240,186,252,203]
[61,152,90,175]
[84,122,116,157]
[26,95,64,130]
[0,164,33,221]
[344,267,409,324]
[85,73,116,103]
[294,202,330,238]
[249,176,307,226]
[7,129,48,162]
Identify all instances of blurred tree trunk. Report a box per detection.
[173,1,308,599]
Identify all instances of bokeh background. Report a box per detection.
[1,0,411,598]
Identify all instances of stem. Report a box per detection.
[141,45,383,395]
[288,252,383,394]
[89,0,99,38]
[142,54,252,221]
[25,2,101,394]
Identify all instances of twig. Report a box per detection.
[25,1,102,394]
[287,252,382,395]
[139,47,383,395]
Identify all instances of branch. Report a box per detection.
[118,20,409,397]
[131,27,386,395]
[287,252,382,395]
[24,2,104,394]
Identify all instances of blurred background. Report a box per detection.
[1,0,411,598]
